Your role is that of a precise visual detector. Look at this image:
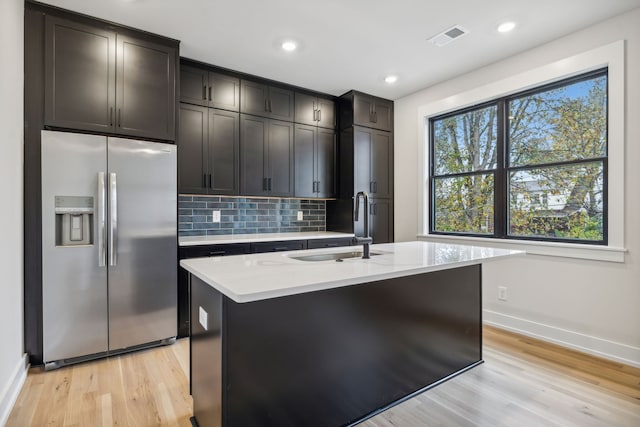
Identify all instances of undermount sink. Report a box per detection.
[289,251,383,262]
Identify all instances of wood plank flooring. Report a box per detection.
[7,327,640,426]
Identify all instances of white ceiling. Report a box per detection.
[39,0,640,100]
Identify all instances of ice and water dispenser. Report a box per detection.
[54,196,94,246]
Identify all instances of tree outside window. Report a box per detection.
[429,70,607,244]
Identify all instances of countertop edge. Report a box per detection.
[179,231,355,246]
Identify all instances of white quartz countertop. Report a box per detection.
[179,231,355,246]
[180,241,524,303]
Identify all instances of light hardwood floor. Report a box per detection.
[7,327,640,426]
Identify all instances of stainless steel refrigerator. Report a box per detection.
[41,130,177,369]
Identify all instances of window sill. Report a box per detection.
[416,234,626,263]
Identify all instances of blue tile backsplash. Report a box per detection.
[178,195,326,237]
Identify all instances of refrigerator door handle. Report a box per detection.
[109,172,118,267]
[97,172,107,267]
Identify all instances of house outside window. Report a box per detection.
[429,69,608,245]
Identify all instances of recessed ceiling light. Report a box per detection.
[384,75,398,84]
[497,22,516,33]
[281,41,297,52]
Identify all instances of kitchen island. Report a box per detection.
[181,241,523,427]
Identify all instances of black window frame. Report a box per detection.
[428,68,608,245]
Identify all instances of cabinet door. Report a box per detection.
[116,34,176,140]
[44,16,116,133]
[179,104,208,194]
[373,99,393,131]
[370,199,392,244]
[353,94,374,128]
[317,97,336,129]
[371,130,392,198]
[241,80,269,117]
[268,87,294,121]
[306,238,352,249]
[180,65,209,107]
[294,124,317,198]
[251,240,306,253]
[353,127,373,195]
[294,93,317,126]
[240,115,269,196]
[209,109,239,195]
[268,120,294,197]
[209,72,240,111]
[316,128,336,198]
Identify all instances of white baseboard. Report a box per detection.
[483,310,640,368]
[0,354,28,426]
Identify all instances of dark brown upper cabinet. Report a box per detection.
[294,124,336,199]
[180,65,240,111]
[294,93,335,129]
[240,115,294,197]
[341,91,393,132]
[44,15,177,141]
[240,80,294,121]
[179,104,239,195]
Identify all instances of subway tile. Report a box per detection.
[193,209,213,216]
[178,223,193,230]
[208,202,233,209]
[179,201,207,209]
[194,196,220,202]
[236,203,257,209]
[191,215,210,223]
[179,230,204,237]
[178,209,193,216]
[178,195,193,202]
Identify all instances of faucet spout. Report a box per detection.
[353,191,372,259]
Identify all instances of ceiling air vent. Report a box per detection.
[428,25,469,47]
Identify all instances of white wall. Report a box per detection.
[0,0,27,423]
[394,8,640,365]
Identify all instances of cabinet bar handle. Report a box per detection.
[317,109,321,122]
[208,251,226,257]
[374,111,378,123]
[269,99,273,112]
[268,178,272,191]
[208,174,212,188]
[374,181,378,193]
[109,107,113,127]
[117,109,122,127]
[273,247,289,251]
[203,85,207,100]
[209,86,212,101]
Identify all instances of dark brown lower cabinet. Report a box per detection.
[178,243,250,337]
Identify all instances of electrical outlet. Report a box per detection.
[199,306,208,330]
[498,286,508,302]
[212,210,221,223]
[297,211,303,221]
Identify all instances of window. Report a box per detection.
[429,69,607,244]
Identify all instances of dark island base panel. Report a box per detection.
[190,265,482,427]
